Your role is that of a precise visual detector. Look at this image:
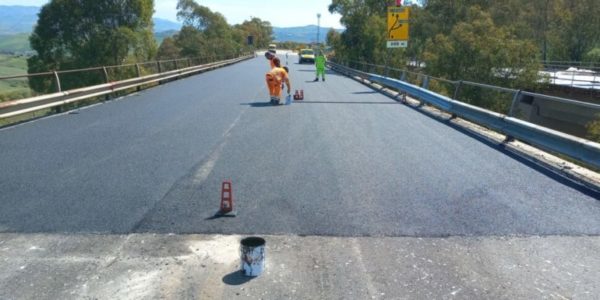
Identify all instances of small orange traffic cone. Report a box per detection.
[293,90,300,100]
[218,180,236,216]
[299,90,304,100]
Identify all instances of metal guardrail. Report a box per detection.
[0,54,254,119]
[347,59,600,91]
[541,60,600,71]
[328,61,600,169]
[339,60,600,113]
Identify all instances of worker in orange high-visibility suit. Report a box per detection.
[265,57,291,105]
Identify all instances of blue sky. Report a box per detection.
[0,0,343,28]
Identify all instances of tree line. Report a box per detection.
[26,0,273,94]
[327,0,600,89]
[327,0,600,141]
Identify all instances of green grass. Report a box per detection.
[0,33,31,53]
[0,54,32,102]
[0,53,28,75]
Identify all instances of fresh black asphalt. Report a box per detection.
[1,55,599,236]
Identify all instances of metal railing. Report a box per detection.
[0,53,254,120]
[541,60,600,72]
[328,60,600,170]
[337,60,600,118]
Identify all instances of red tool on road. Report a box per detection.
[293,90,304,100]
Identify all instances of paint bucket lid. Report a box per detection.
[241,237,265,247]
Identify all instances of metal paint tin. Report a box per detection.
[240,237,266,277]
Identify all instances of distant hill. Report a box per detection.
[154,18,182,32]
[0,5,181,34]
[273,25,344,43]
[0,6,39,34]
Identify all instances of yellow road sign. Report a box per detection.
[387,6,410,41]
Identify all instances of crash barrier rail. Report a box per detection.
[540,60,600,72]
[327,60,600,170]
[0,53,254,119]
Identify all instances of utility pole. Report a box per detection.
[317,13,321,47]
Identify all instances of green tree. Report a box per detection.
[326,28,341,49]
[157,37,181,59]
[584,48,600,63]
[424,7,540,112]
[235,18,274,49]
[328,0,391,64]
[174,0,272,60]
[560,0,600,61]
[27,0,156,93]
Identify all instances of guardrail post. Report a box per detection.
[188,58,192,67]
[157,61,163,85]
[52,71,63,113]
[400,70,407,82]
[422,75,430,90]
[592,73,597,97]
[508,90,522,117]
[135,63,141,91]
[102,67,110,101]
[53,71,62,93]
[102,67,109,83]
[453,80,463,100]
[174,59,179,70]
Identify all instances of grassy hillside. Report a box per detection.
[0,33,31,53]
[0,54,32,102]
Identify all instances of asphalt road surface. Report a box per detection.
[1,54,599,236]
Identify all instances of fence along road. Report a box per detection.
[0,54,600,299]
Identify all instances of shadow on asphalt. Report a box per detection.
[205,212,237,220]
[240,102,280,108]
[222,271,254,286]
[352,91,378,94]
[295,101,400,105]
[296,69,338,75]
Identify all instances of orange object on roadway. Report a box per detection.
[220,181,233,214]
